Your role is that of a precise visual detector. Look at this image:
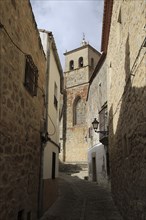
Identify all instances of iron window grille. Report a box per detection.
[24,55,38,96]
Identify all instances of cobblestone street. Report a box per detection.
[41,172,123,220]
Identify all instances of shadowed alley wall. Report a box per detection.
[107,1,146,219]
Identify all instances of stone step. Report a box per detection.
[59,161,88,173]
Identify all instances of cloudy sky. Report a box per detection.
[30,0,104,67]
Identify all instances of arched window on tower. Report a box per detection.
[69,60,74,70]
[73,96,85,125]
[91,58,94,68]
[78,57,83,67]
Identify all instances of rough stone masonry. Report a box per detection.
[107,1,146,219]
[0,0,46,219]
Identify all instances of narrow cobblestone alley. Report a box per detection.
[41,172,123,220]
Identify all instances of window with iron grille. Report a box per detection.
[24,55,38,96]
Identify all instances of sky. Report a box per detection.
[30,0,104,68]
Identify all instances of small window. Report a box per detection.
[54,82,58,109]
[78,57,83,67]
[91,58,94,68]
[69,60,74,70]
[24,55,38,96]
[17,210,24,220]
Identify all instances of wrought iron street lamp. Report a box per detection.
[92,118,108,135]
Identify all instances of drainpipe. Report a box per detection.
[45,33,51,132]
[38,31,51,218]
[38,141,44,218]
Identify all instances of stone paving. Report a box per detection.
[40,172,123,220]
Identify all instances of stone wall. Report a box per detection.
[62,45,100,164]
[64,84,89,162]
[87,59,107,141]
[0,0,46,219]
[87,58,109,188]
[65,66,89,88]
[107,1,146,219]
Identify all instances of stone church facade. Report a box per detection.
[60,41,100,164]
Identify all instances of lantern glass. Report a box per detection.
[92,118,99,130]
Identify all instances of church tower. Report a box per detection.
[61,37,100,164]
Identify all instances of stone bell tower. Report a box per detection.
[61,37,100,164]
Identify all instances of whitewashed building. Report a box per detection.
[39,30,63,215]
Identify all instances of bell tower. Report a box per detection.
[61,39,100,164]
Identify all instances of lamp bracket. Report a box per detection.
[95,130,108,135]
